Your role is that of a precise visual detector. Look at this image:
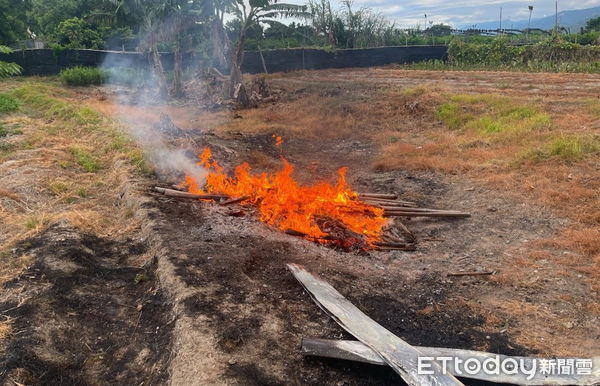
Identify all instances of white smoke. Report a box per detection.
[100,52,207,185]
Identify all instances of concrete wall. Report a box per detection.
[0,46,448,76]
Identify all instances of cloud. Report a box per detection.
[322,0,600,27]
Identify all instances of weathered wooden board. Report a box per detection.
[287,264,463,386]
[302,338,600,385]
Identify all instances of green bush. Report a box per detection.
[53,17,104,49]
[60,66,107,86]
[0,93,19,114]
[446,38,600,72]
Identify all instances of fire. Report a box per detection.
[272,134,283,147]
[181,147,386,248]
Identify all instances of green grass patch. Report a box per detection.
[0,93,19,114]
[437,94,551,135]
[527,134,600,162]
[61,66,107,86]
[0,124,6,137]
[69,146,100,173]
[11,84,101,127]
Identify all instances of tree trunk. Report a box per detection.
[228,31,246,99]
[211,17,230,68]
[151,43,169,99]
[172,40,183,98]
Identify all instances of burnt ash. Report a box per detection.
[0,224,173,385]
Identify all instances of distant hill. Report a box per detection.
[464,6,600,31]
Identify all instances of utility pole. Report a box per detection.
[499,7,503,35]
[555,0,559,33]
[527,5,534,41]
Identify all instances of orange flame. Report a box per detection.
[272,134,283,147]
[182,147,386,247]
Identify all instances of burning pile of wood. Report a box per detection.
[154,186,470,252]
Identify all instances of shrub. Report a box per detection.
[53,17,104,50]
[446,38,600,71]
[0,93,19,114]
[60,66,107,86]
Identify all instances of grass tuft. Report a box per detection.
[61,66,107,86]
[69,146,100,173]
[528,134,600,162]
[11,84,101,127]
[0,93,19,114]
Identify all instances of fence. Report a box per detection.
[0,46,448,76]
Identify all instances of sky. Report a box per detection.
[332,0,600,28]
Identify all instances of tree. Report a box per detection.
[585,17,600,32]
[0,0,31,45]
[53,17,104,49]
[30,0,110,37]
[228,0,309,99]
[426,24,452,37]
[306,0,338,46]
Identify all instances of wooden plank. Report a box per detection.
[302,339,600,386]
[154,187,228,200]
[287,264,463,386]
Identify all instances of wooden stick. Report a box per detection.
[220,196,250,206]
[383,211,471,218]
[358,193,398,200]
[286,264,462,386]
[365,200,415,206]
[376,245,416,251]
[374,241,411,248]
[301,339,600,385]
[393,221,415,242]
[154,187,228,201]
[446,271,494,277]
[285,229,307,237]
[382,234,404,244]
[382,209,468,214]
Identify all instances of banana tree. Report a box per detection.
[0,46,22,78]
[228,0,309,99]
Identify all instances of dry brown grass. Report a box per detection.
[0,80,148,285]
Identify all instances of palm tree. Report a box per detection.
[227,0,309,99]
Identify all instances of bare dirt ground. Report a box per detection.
[1,68,598,385]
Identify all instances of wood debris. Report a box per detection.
[287,263,463,386]
[301,339,600,385]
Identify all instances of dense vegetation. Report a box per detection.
[405,38,600,73]
[2,0,600,95]
[2,0,599,51]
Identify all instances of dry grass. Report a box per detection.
[0,80,149,285]
[371,84,600,294]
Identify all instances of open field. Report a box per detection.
[0,68,598,384]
